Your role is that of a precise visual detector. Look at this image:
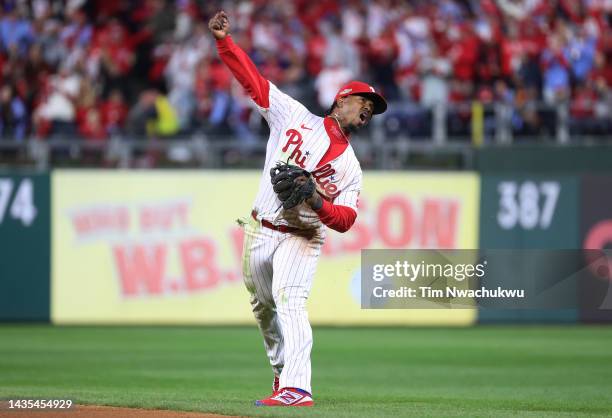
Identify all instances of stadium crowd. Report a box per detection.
[1,0,611,143]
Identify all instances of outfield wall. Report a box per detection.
[0,172,50,321]
[1,168,610,324]
[50,171,479,326]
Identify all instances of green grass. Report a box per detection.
[1,326,611,417]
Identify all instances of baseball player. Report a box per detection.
[208,10,387,407]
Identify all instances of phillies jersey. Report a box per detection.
[252,82,362,230]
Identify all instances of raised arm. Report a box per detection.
[208,11,270,108]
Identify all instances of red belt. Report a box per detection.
[251,210,301,233]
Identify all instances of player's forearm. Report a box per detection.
[311,198,357,233]
[216,36,270,108]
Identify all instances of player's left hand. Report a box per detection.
[270,162,316,210]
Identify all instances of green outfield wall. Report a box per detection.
[0,172,50,321]
[1,144,612,324]
[478,174,580,323]
[475,146,612,323]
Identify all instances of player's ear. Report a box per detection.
[336,97,345,108]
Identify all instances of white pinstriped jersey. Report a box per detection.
[253,82,362,230]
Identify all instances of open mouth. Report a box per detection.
[359,111,370,124]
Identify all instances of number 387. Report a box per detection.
[497,181,560,230]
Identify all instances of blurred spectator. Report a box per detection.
[92,18,134,96]
[570,81,597,119]
[516,53,542,91]
[367,25,399,100]
[0,0,610,143]
[514,86,542,136]
[100,89,128,135]
[164,24,208,131]
[0,84,27,140]
[322,19,360,78]
[36,19,66,68]
[594,77,612,121]
[126,90,179,138]
[0,5,34,57]
[126,90,158,137]
[33,64,81,137]
[203,57,232,129]
[419,42,451,107]
[541,35,571,104]
[565,28,597,84]
[60,9,92,50]
[315,63,353,110]
[78,106,106,140]
[75,77,105,141]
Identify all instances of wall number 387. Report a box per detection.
[0,178,37,226]
[497,181,560,230]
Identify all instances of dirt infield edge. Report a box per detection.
[0,404,245,418]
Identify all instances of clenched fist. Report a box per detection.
[208,11,230,40]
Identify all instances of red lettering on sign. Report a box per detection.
[180,238,220,290]
[113,243,167,296]
[323,195,462,255]
[377,196,414,247]
[420,199,458,248]
[140,202,189,232]
[72,206,129,237]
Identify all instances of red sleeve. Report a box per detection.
[215,36,270,108]
[314,199,357,233]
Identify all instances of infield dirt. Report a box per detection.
[0,405,241,418]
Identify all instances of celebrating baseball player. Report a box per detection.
[209,10,386,407]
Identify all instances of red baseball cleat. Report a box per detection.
[255,387,314,407]
[272,375,279,394]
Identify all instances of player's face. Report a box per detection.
[339,95,375,133]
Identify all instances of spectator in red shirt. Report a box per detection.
[78,107,107,141]
[448,24,480,82]
[92,18,134,96]
[101,89,128,135]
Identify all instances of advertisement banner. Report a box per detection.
[0,172,50,321]
[52,171,479,325]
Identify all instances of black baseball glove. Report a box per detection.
[270,162,316,210]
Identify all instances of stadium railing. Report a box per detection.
[0,101,610,170]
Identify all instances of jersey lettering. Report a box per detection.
[282,129,307,168]
[312,163,340,198]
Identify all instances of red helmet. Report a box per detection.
[334,81,387,114]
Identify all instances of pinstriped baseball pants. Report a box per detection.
[242,216,323,395]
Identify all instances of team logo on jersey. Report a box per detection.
[282,129,307,168]
[312,163,340,198]
[282,129,342,198]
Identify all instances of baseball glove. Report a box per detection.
[270,162,316,210]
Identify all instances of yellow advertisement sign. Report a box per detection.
[52,171,479,325]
